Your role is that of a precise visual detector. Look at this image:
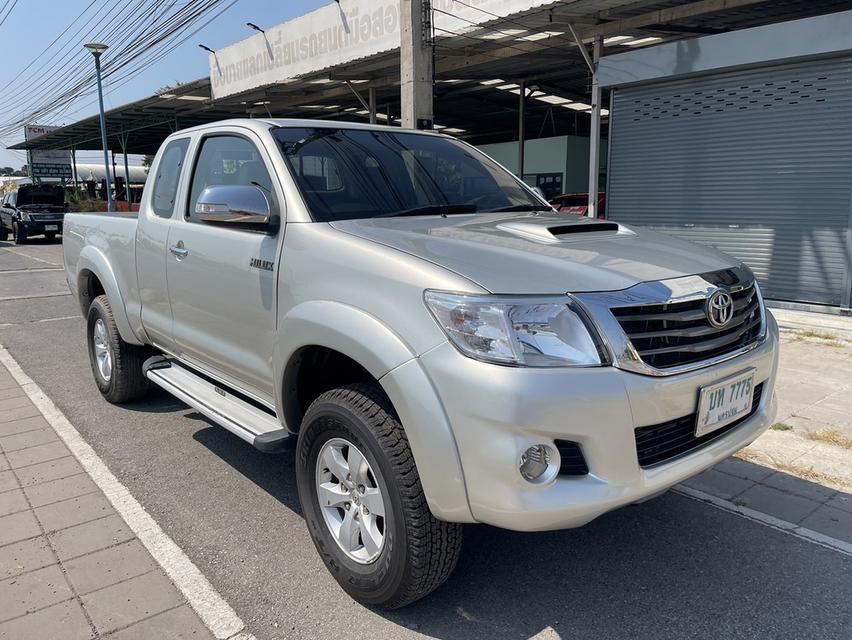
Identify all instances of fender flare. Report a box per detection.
[76,246,143,345]
[275,301,474,522]
[275,301,415,414]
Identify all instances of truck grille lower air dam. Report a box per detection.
[611,282,763,370]
[553,440,589,476]
[635,383,764,468]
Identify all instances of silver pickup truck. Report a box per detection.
[64,118,778,608]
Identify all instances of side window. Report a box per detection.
[151,138,190,218]
[186,135,273,223]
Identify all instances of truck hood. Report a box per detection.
[16,184,64,208]
[330,213,742,294]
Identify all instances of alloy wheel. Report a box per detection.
[315,437,386,564]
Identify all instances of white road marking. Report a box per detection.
[0,315,78,328]
[675,485,852,557]
[0,267,64,274]
[0,345,257,640]
[0,246,62,266]
[0,292,71,302]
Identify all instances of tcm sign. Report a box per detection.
[25,124,72,179]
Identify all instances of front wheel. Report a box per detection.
[86,294,151,403]
[12,221,26,244]
[296,383,463,609]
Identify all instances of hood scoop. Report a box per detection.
[496,220,625,244]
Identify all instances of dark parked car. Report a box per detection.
[0,184,67,244]
[550,192,606,218]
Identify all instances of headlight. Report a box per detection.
[424,291,610,367]
[20,212,31,221]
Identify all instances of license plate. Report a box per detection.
[695,369,756,437]
[44,225,58,231]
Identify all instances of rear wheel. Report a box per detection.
[12,221,26,244]
[296,383,463,609]
[86,294,151,403]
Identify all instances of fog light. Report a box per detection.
[519,444,557,483]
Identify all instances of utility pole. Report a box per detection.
[400,0,434,130]
[587,36,603,219]
[84,42,114,212]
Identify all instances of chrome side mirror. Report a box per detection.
[195,185,271,225]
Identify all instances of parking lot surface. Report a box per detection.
[1,239,851,640]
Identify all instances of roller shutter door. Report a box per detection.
[607,55,852,307]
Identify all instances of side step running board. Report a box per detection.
[143,356,293,453]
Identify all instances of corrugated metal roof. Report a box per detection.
[8,0,848,152]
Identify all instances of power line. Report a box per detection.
[0,0,234,138]
[0,0,18,28]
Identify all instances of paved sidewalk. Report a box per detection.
[0,362,214,639]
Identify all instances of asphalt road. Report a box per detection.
[1,238,850,640]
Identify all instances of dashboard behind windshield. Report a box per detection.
[272,127,541,222]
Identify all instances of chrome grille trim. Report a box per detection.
[575,266,768,377]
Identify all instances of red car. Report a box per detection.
[549,192,606,219]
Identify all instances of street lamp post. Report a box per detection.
[84,42,114,212]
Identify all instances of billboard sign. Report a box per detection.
[210,0,559,99]
[25,125,72,179]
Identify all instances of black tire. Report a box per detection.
[12,221,26,245]
[296,383,463,609]
[86,294,151,403]
[0,224,7,241]
[45,232,56,242]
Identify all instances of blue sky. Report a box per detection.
[0,0,328,168]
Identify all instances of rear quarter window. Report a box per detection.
[151,138,190,218]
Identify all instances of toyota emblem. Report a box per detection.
[706,289,734,328]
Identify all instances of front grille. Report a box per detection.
[635,383,763,468]
[31,213,64,222]
[611,282,762,370]
[554,440,589,476]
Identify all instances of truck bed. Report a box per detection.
[63,211,140,322]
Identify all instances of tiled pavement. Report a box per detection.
[0,363,214,639]
[680,457,852,545]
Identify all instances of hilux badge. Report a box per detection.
[706,289,734,328]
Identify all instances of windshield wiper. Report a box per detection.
[374,204,478,218]
[487,204,554,212]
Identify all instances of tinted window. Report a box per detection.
[151,138,189,218]
[187,135,273,223]
[273,127,540,222]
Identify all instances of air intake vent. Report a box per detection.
[554,440,589,476]
[549,222,619,236]
[496,220,624,243]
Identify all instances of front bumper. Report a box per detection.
[417,313,779,531]
[22,218,64,235]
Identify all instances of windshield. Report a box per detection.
[272,127,544,222]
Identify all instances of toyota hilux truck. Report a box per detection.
[63,119,778,609]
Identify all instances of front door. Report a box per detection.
[165,131,282,401]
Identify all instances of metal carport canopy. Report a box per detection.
[8,0,849,154]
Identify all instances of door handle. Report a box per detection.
[169,241,188,259]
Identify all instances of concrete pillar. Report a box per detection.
[400,0,434,130]
[518,81,526,180]
[71,147,78,192]
[587,36,603,218]
[369,87,377,125]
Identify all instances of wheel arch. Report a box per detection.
[276,301,473,523]
[76,247,143,345]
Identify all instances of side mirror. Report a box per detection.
[195,185,271,225]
